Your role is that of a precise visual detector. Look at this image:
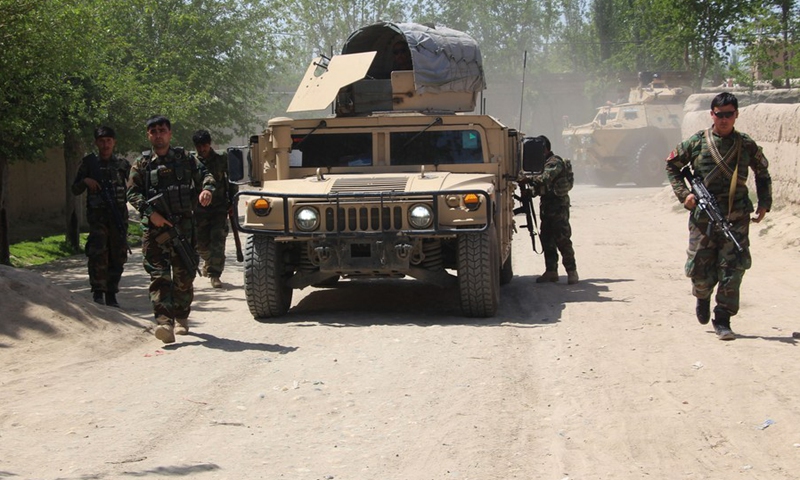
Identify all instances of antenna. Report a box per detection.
[518,50,527,132]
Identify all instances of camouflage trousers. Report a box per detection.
[142,219,198,320]
[539,196,576,272]
[685,214,752,316]
[85,218,128,293]
[195,209,228,278]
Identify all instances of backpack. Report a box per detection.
[553,156,574,196]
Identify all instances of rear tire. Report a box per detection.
[244,235,293,320]
[633,141,667,187]
[458,226,500,317]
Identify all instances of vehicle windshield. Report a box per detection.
[390,130,483,165]
[288,129,484,167]
[290,133,373,167]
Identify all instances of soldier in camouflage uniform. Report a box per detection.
[71,126,131,307]
[666,92,772,340]
[192,130,238,288]
[127,116,215,343]
[529,136,579,285]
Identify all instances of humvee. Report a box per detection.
[228,22,541,319]
[562,75,691,187]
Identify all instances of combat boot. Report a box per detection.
[567,270,579,285]
[210,276,222,288]
[712,308,735,341]
[536,271,559,283]
[154,316,176,344]
[105,292,120,308]
[695,298,711,325]
[93,291,105,305]
[174,317,189,336]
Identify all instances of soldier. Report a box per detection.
[71,126,131,308]
[192,130,237,288]
[127,116,215,343]
[528,135,578,285]
[666,92,771,340]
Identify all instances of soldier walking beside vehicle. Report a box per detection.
[71,126,131,308]
[665,92,772,340]
[192,130,237,288]
[528,135,578,285]
[127,116,215,343]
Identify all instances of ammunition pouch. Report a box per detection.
[163,184,195,215]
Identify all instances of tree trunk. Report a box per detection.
[0,157,10,265]
[63,129,83,252]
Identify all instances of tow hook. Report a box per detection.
[395,243,413,259]
[314,246,331,262]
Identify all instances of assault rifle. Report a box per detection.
[99,179,132,254]
[146,193,202,275]
[513,176,540,253]
[226,174,244,262]
[681,167,744,253]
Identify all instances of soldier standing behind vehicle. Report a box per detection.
[127,116,215,343]
[71,126,131,308]
[192,130,237,288]
[529,135,579,285]
[665,92,771,340]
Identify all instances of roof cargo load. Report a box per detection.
[288,22,486,115]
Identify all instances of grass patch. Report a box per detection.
[9,222,144,268]
[9,234,88,267]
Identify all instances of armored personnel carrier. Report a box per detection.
[228,22,541,319]
[562,75,691,187]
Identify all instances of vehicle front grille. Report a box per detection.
[322,204,405,232]
[330,177,409,193]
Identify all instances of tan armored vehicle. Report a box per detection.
[562,76,691,186]
[229,22,540,319]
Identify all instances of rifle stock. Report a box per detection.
[681,168,744,252]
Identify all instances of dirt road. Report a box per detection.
[2,184,799,479]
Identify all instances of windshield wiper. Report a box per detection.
[402,117,442,149]
[294,120,327,149]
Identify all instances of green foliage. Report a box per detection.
[9,233,88,267]
[8,222,142,267]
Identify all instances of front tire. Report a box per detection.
[244,235,293,320]
[458,226,500,317]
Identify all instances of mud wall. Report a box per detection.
[682,93,800,208]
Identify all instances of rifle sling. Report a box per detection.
[703,128,742,219]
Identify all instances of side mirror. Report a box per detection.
[227,147,245,182]
[521,136,546,174]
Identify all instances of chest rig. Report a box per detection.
[144,148,196,216]
[87,154,127,210]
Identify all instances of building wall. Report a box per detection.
[683,93,800,208]
[7,149,67,225]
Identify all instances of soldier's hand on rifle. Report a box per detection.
[199,189,212,207]
[149,211,173,228]
[83,178,101,193]
[683,193,697,210]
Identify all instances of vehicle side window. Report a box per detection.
[390,130,483,165]
[290,133,373,167]
[622,109,638,120]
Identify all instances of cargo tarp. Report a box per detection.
[342,22,486,95]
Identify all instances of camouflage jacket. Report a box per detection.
[196,148,238,212]
[533,152,570,203]
[665,128,772,219]
[72,153,131,218]
[126,147,215,227]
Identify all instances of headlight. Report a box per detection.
[294,206,320,232]
[408,204,433,229]
[252,198,271,216]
